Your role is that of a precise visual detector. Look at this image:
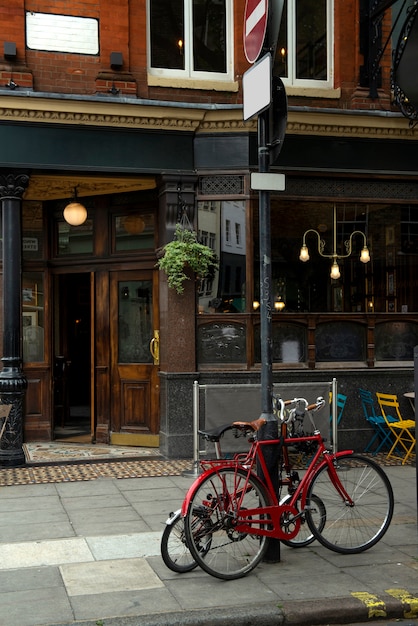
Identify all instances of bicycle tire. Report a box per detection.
[281,493,326,548]
[184,467,270,580]
[161,513,198,573]
[306,453,394,554]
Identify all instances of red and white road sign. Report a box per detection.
[243,0,268,64]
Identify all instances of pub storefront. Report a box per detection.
[1,104,418,461]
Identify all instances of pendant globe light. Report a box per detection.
[63,187,87,226]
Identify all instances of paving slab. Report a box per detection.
[1,587,74,626]
[60,558,164,596]
[86,531,161,560]
[68,587,183,622]
[0,537,94,569]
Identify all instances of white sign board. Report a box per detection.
[251,173,286,191]
[243,53,271,121]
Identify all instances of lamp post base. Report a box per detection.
[0,368,27,467]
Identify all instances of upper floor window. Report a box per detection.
[274,0,333,89]
[148,0,233,80]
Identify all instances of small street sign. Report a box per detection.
[243,53,271,121]
[250,173,285,191]
[243,0,268,64]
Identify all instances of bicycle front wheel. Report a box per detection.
[306,453,394,554]
[184,467,270,580]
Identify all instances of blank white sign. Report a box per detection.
[26,12,99,55]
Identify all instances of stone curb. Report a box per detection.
[38,595,412,626]
[281,596,407,625]
[46,604,284,626]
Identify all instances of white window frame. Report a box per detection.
[281,0,334,91]
[225,219,231,244]
[146,0,234,83]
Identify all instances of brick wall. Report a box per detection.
[0,1,397,110]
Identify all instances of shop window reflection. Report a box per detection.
[22,272,45,362]
[113,212,154,252]
[198,200,246,314]
[198,322,246,363]
[375,321,418,361]
[254,323,306,363]
[22,202,44,260]
[254,201,418,314]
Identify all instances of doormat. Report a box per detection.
[23,442,162,464]
[0,458,193,486]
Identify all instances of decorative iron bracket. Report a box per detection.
[360,0,418,122]
[360,0,398,98]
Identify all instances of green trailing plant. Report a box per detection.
[157,223,218,294]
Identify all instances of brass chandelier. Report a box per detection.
[299,204,370,280]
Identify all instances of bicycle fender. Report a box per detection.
[164,509,181,526]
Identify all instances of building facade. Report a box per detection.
[0,0,417,463]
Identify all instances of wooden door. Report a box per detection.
[110,270,160,446]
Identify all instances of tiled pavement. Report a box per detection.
[0,449,416,626]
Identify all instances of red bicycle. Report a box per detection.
[161,397,323,573]
[181,396,394,580]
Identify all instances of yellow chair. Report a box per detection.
[376,392,416,464]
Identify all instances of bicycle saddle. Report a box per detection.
[198,423,234,442]
[231,417,266,432]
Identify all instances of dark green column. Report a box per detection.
[0,171,29,467]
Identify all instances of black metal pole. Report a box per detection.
[0,171,29,467]
[257,108,280,562]
[414,345,418,527]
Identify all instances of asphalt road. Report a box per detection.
[321,619,418,626]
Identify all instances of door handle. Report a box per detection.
[150,330,160,365]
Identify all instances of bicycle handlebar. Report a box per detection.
[231,396,326,435]
[273,395,325,424]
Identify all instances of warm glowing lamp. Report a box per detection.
[63,188,87,226]
[330,260,341,280]
[299,204,370,282]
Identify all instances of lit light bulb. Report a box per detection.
[274,299,285,311]
[360,246,370,263]
[299,245,309,262]
[63,202,87,226]
[330,261,340,280]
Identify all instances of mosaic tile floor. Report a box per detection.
[23,442,162,463]
[0,459,194,486]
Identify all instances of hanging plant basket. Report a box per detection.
[157,223,218,295]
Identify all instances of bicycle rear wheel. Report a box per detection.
[161,512,198,573]
[306,453,394,554]
[281,493,326,548]
[184,467,270,580]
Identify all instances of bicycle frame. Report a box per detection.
[181,430,355,542]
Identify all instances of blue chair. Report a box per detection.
[328,392,347,449]
[329,392,347,425]
[359,388,395,454]
[335,393,347,425]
